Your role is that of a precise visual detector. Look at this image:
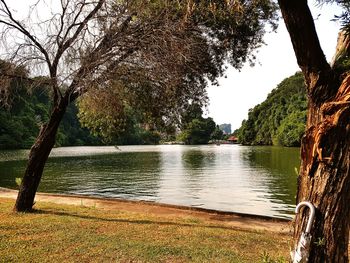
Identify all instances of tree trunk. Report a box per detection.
[278,1,350,261]
[14,98,68,212]
[297,75,350,262]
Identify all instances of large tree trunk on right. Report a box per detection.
[14,98,68,212]
[296,75,350,262]
[278,0,350,261]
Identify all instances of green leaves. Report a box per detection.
[1,0,279,149]
[275,110,306,147]
[177,104,217,145]
[238,72,307,147]
[0,60,101,149]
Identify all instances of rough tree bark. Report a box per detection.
[278,1,350,262]
[14,97,69,211]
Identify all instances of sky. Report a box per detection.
[207,2,343,131]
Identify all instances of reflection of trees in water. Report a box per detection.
[181,150,216,170]
[0,160,27,189]
[1,147,300,217]
[180,149,218,198]
[240,146,299,207]
[182,150,205,169]
[0,150,28,189]
[37,152,163,197]
[179,150,209,202]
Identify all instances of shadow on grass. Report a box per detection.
[31,208,258,233]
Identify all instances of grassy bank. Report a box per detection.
[0,198,290,262]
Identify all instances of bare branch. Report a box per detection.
[55,0,69,46]
[52,0,105,70]
[0,0,52,68]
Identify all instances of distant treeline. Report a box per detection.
[1,64,306,149]
[237,72,307,147]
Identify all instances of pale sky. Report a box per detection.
[207,2,343,131]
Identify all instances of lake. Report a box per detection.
[0,145,300,218]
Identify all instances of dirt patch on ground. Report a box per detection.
[0,187,292,234]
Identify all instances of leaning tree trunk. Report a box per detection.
[278,0,350,261]
[14,98,69,212]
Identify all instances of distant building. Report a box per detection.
[219,123,232,134]
[227,136,238,144]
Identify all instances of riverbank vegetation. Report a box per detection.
[0,198,289,262]
[176,104,223,145]
[0,61,308,150]
[0,62,101,149]
[0,60,163,149]
[0,59,225,149]
[237,73,307,147]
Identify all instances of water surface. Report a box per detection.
[0,145,299,218]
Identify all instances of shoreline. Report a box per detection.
[0,187,291,234]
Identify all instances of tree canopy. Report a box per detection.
[69,0,278,139]
[176,104,217,145]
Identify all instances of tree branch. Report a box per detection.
[278,0,329,72]
[0,0,52,68]
[52,0,105,71]
[50,0,105,104]
[278,0,338,104]
[55,0,69,47]
[331,31,350,67]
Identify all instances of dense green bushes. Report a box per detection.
[0,85,163,149]
[1,65,307,149]
[0,83,100,149]
[176,104,220,145]
[177,117,217,144]
[0,64,161,149]
[238,72,307,147]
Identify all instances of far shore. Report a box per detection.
[0,187,291,234]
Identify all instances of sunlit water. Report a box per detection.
[0,145,299,218]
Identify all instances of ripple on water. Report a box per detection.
[0,145,299,218]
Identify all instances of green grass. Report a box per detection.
[0,198,290,262]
